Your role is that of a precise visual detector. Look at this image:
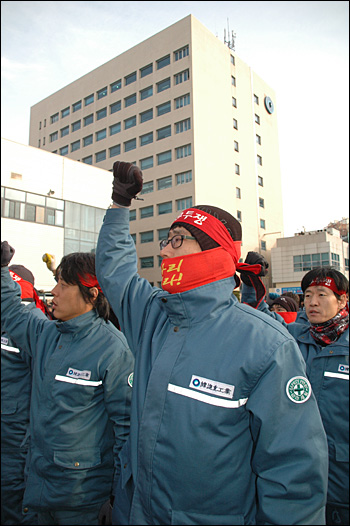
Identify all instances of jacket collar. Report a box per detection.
[156,277,237,326]
[54,309,99,334]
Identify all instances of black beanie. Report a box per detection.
[271,296,298,312]
[171,205,242,251]
[9,264,35,285]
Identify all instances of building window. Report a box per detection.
[125,71,137,86]
[84,94,94,106]
[60,126,69,138]
[176,170,192,185]
[176,144,191,159]
[174,45,189,61]
[129,209,136,221]
[156,55,170,70]
[50,132,58,142]
[140,205,154,219]
[175,93,190,109]
[97,107,107,120]
[254,94,259,104]
[72,120,81,132]
[157,125,171,140]
[125,93,137,107]
[140,108,153,123]
[157,101,171,116]
[124,138,136,152]
[140,231,154,243]
[110,101,121,114]
[260,219,266,229]
[235,164,240,175]
[158,228,168,241]
[331,253,340,269]
[82,155,92,164]
[2,188,65,226]
[109,145,121,158]
[236,187,241,199]
[234,141,239,152]
[232,97,237,108]
[140,131,153,146]
[124,116,137,129]
[256,134,261,145]
[140,256,154,269]
[73,100,82,112]
[258,175,264,186]
[95,150,106,163]
[294,253,330,272]
[231,76,236,86]
[157,150,172,165]
[176,197,192,211]
[60,146,68,156]
[110,122,121,136]
[84,114,94,126]
[175,118,191,134]
[257,155,262,166]
[97,87,107,99]
[140,63,153,77]
[237,210,242,222]
[83,135,93,147]
[140,181,154,194]
[140,86,153,100]
[64,201,105,254]
[96,129,106,141]
[110,79,121,93]
[157,176,172,190]
[131,233,136,244]
[255,114,260,124]
[51,113,59,124]
[61,107,70,118]
[157,78,171,93]
[71,140,80,152]
[174,69,189,85]
[259,197,265,208]
[233,118,238,130]
[230,55,235,65]
[140,156,154,170]
[261,240,267,251]
[158,201,172,215]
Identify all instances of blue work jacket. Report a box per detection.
[242,285,349,512]
[96,208,328,525]
[1,267,134,512]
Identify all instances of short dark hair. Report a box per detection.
[301,267,349,299]
[281,291,300,308]
[56,252,110,321]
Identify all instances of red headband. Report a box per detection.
[308,277,346,296]
[78,273,103,294]
[173,208,242,264]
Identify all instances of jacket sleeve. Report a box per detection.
[241,283,288,326]
[96,208,159,354]
[1,267,48,357]
[102,331,134,479]
[247,336,328,525]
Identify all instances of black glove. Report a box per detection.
[1,241,15,267]
[112,161,143,206]
[244,251,269,276]
[98,497,114,525]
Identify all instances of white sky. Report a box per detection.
[1,0,349,237]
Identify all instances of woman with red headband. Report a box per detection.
[95,161,328,526]
[1,246,134,525]
[242,255,349,526]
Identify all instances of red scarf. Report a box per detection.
[161,247,235,293]
[309,305,349,345]
[276,311,298,324]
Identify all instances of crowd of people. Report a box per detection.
[1,160,349,526]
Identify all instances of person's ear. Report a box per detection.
[90,287,99,301]
[338,293,347,311]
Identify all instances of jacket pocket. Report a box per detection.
[171,510,245,525]
[1,400,18,415]
[53,447,101,469]
[335,442,349,462]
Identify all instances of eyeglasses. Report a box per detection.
[159,234,196,250]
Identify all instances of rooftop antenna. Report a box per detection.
[224,18,236,51]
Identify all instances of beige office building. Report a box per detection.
[29,14,283,285]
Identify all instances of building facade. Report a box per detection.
[29,14,283,286]
[271,228,349,294]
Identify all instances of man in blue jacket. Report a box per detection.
[1,244,134,526]
[242,254,349,526]
[95,161,329,525]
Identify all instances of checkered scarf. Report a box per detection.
[309,305,349,346]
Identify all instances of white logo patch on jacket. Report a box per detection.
[189,375,235,399]
[66,367,91,380]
